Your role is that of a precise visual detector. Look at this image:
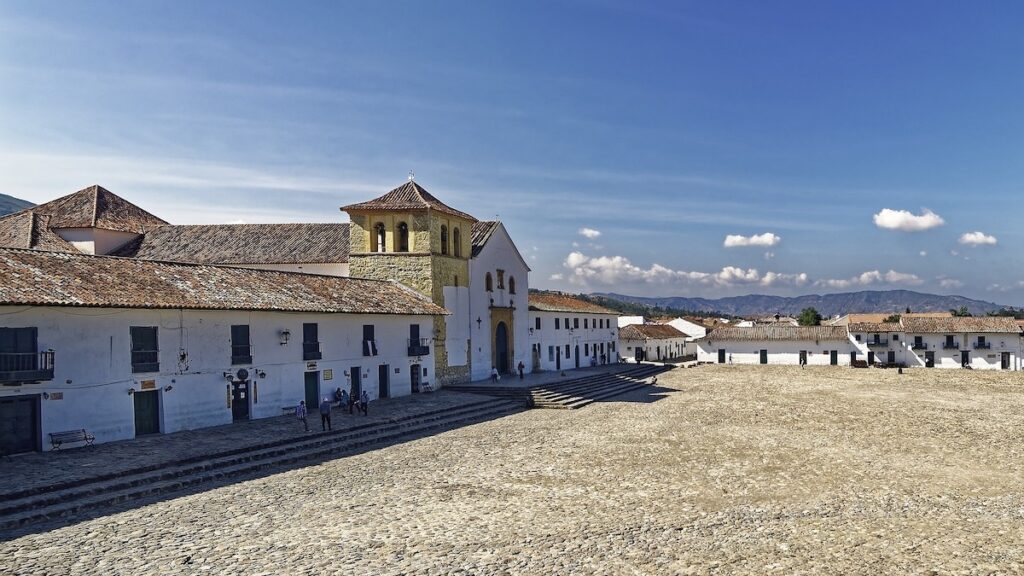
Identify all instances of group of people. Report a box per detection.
[294,387,370,432]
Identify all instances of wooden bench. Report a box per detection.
[49,429,95,450]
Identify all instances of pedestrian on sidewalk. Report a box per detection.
[517,361,525,380]
[319,397,332,431]
[295,400,309,432]
[358,389,369,416]
[340,388,350,413]
[490,366,499,383]
[334,387,343,408]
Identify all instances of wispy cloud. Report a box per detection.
[873,208,945,232]
[578,227,602,239]
[814,270,923,289]
[723,232,780,248]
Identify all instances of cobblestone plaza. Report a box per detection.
[4,365,1024,574]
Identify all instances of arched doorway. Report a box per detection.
[495,321,510,374]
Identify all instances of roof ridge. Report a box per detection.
[90,185,100,227]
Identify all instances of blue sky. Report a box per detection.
[2,1,1024,302]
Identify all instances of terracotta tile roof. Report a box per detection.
[471,220,500,257]
[620,324,686,341]
[848,322,901,333]
[700,325,850,342]
[528,293,618,315]
[112,223,349,264]
[0,212,77,252]
[901,316,1021,334]
[0,247,446,315]
[0,185,168,234]
[342,181,477,222]
[830,312,952,325]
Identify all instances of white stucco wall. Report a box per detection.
[621,336,690,362]
[696,340,859,366]
[899,332,1020,370]
[527,311,619,372]
[54,228,140,255]
[666,318,707,339]
[468,223,530,380]
[0,305,439,450]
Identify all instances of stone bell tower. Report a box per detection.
[341,179,475,385]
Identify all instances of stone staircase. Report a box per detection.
[529,363,671,409]
[0,397,521,532]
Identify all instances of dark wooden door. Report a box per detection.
[0,395,38,454]
[574,345,580,368]
[556,348,561,370]
[759,350,768,364]
[133,391,160,436]
[410,363,421,393]
[887,351,896,364]
[495,322,510,373]
[925,351,935,368]
[961,351,970,367]
[1002,352,1011,370]
[304,371,319,409]
[867,351,875,365]
[830,350,838,365]
[378,365,389,399]
[350,366,362,398]
[799,351,807,365]
[718,349,726,364]
[231,381,250,421]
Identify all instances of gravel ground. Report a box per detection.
[3,365,1024,575]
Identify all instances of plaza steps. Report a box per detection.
[529,364,672,409]
[447,364,673,409]
[0,397,521,533]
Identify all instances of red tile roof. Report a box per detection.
[901,316,1021,334]
[528,293,618,315]
[619,324,686,341]
[0,185,168,234]
[342,181,477,222]
[700,325,850,342]
[0,247,446,315]
[112,223,349,264]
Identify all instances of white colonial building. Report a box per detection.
[620,324,690,362]
[899,317,1021,370]
[0,247,446,453]
[696,325,858,366]
[527,293,620,372]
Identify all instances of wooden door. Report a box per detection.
[0,395,38,454]
[1002,352,1011,370]
[830,350,838,365]
[304,371,319,409]
[350,366,362,398]
[718,349,726,364]
[410,363,421,393]
[133,391,160,436]
[231,381,250,421]
[759,350,767,364]
[378,365,390,399]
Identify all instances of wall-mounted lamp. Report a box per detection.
[279,329,291,346]
[164,385,174,392]
[343,370,350,377]
[223,372,233,381]
[254,369,266,379]
[42,392,50,400]
[528,328,534,335]
[128,387,135,395]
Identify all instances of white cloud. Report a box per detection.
[872,208,945,232]
[958,231,998,246]
[578,227,602,239]
[938,277,963,289]
[723,232,781,248]
[548,273,564,281]
[815,269,923,289]
[764,251,775,260]
[919,251,927,257]
[560,251,807,289]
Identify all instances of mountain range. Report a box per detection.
[0,193,33,216]
[593,290,1012,318]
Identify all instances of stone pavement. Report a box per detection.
[0,390,493,500]
[452,362,649,390]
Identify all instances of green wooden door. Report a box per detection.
[304,372,319,410]
[0,395,38,454]
[133,391,160,436]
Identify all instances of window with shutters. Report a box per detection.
[130,326,159,373]
[231,325,252,365]
[362,325,377,356]
[303,323,321,360]
[440,225,449,255]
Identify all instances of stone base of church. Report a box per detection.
[437,363,471,386]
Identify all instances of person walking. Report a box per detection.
[517,361,525,380]
[333,387,343,408]
[490,367,499,383]
[358,389,369,416]
[295,400,309,432]
[319,397,332,431]
[340,388,350,413]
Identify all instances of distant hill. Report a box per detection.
[592,290,1011,318]
[0,193,33,216]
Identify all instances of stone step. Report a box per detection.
[0,400,521,529]
[0,395,507,505]
[532,381,651,409]
[529,368,665,401]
